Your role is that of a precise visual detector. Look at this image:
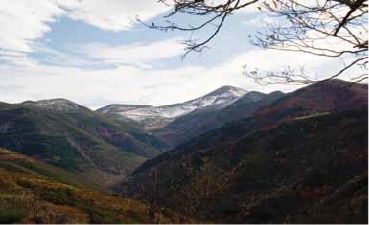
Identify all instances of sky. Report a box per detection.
[0,0,359,109]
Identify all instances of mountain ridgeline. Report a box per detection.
[97,85,247,130]
[116,80,368,223]
[0,79,367,223]
[153,90,285,147]
[97,86,287,147]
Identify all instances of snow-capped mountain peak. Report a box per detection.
[97,85,246,129]
[207,85,247,96]
[192,85,247,107]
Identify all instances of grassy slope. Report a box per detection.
[0,102,167,184]
[0,148,191,224]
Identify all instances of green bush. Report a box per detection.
[0,199,28,223]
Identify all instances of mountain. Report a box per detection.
[153,91,285,147]
[120,110,368,224]
[117,80,368,223]
[97,85,247,130]
[253,79,368,130]
[0,148,191,223]
[0,99,167,185]
[22,98,89,112]
[162,80,368,151]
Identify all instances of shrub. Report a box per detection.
[0,198,28,223]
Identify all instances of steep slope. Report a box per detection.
[97,86,246,130]
[153,91,284,147]
[119,110,368,223]
[0,148,191,223]
[118,80,368,223]
[254,79,368,129]
[0,99,166,184]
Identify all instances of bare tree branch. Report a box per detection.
[150,0,368,83]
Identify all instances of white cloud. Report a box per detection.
[0,0,169,55]
[81,38,183,66]
[59,0,170,31]
[243,14,275,27]
[0,0,365,109]
[0,46,351,109]
[0,0,172,69]
[0,0,63,52]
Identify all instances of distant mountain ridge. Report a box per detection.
[0,80,367,188]
[153,90,285,147]
[97,85,247,129]
[0,79,367,223]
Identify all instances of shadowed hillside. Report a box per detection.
[118,80,368,223]
[120,110,368,223]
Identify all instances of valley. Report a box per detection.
[0,79,367,223]
[1,0,367,223]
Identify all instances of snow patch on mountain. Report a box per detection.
[97,85,247,129]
